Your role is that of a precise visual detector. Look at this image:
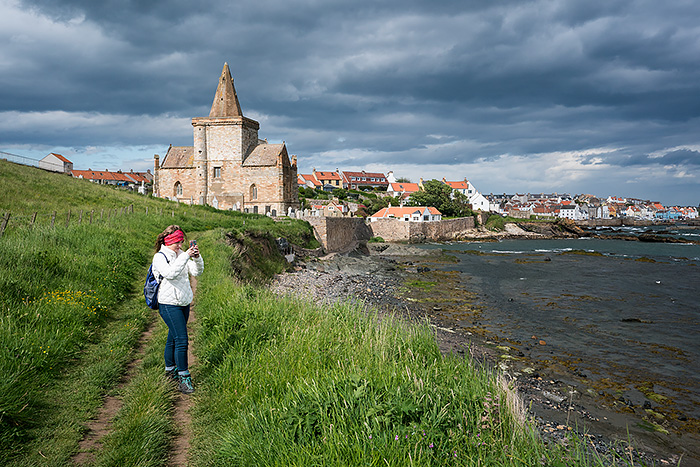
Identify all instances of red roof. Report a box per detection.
[389,182,420,193]
[313,171,341,181]
[444,180,469,190]
[48,153,72,163]
[370,206,441,218]
[71,169,145,183]
[299,174,321,186]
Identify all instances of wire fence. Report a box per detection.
[0,204,212,238]
[0,151,66,173]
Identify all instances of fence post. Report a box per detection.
[146,206,148,216]
[90,210,94,224]
[101,209,104,221]
[171,211,174,217]
[30,212,37,229]
[0,212,10,238]
[130,204,133,213]
[65,210,71,227]
[79,210,83,224]
[51,211,56,228]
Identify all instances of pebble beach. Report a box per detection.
[269,243,697,466]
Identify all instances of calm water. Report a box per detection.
[418,231,700,420]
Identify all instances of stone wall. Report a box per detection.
[369,217,475,243]
[575,219,623,228]
[302,217,372,252]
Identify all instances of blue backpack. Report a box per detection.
[144,252,169,309]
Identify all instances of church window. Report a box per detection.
[250,184,258,200]
[175,182,183,196]
[214,166,221,178]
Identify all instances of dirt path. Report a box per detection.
[170,276,198,466]
[72,323,155,465]
[72,276,199,466]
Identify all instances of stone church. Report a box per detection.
[153,63,299,215]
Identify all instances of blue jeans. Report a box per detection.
[158,303,190,373]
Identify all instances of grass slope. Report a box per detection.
[0,160,315,464]
[0,160,622,466]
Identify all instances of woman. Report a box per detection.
[152,225,204,394]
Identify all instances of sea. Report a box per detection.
[415,225,700,423]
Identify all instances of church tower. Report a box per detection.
[191,63,260,205]
[157,63,298,213]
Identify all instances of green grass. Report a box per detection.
[0,160,636,466]
[0,160,316,463]
[187,234,618,466]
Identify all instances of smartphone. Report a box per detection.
[190,240,196,248]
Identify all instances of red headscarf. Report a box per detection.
[164,229,184,245]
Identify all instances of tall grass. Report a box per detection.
[0,160,317,462]
[190,232,598,466]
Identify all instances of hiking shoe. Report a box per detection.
[166,367,178,383]
[178,374,195,394]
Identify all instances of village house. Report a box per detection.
[39,153,73,174]
[298,173,321,189]
[386,181,420,201]
[310,169,342,191]
[441,178,492,211]
[559,203,588,220]
[369,206,442,222]
[341,170,389,190]
[153,63,299,214]
[310,200,347,217]
[71,169,151,193]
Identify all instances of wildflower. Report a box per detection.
[429,443,434,448]
[368,435,372,439]
[395,435,399,441]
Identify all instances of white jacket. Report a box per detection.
[152,245,204,306]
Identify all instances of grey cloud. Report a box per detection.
[2,0,699,204]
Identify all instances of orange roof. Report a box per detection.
[299,174,321,186]
[313,171,341,181]
[48,152,72,163]
[370,206,441,218]
[444,180,469,190]
[389,182,420,192]
[71,169,141,183]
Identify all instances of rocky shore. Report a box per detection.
[270,243,697,466]
[455,222,699,244]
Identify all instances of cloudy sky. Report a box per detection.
[1,0,699,205]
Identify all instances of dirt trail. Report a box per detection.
[170,276,198,466]
[72,276,199,466]
[72,324,155,465]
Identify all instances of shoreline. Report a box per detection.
[270,243,699,466]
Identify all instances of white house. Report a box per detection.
[369,206,442,222]
[38,153,73,174]
[442,178,494,211]
[559,203,588,220]
[386,182,420,200]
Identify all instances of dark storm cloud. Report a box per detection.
[620,150,700,168]
[2,0,699,203]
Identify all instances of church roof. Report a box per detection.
[161,146,194,168]
[209,63,243,118]
[243,143,285,167]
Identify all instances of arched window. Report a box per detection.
[250,184,258,200]
[175,182,183,196]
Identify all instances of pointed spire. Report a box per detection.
[209,63,242,118]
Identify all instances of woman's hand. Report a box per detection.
[186,245,200,258]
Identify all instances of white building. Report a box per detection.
[369,206,442,222]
